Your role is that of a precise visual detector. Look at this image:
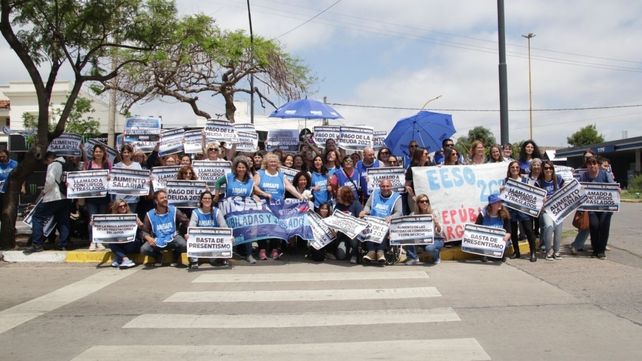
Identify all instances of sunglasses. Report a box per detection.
[543,167,553,170]
[208,148,218,152]
[418,200,429,204]
[380,151,389,155]
[117,204,127,208]
[445,143,454,147]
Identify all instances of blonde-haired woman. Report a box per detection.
[106,199,144,269]
[404,194,444,265]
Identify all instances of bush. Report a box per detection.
[628,174,642,191]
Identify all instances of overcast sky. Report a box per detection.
[2,0,641,147]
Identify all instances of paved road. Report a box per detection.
[1,203,640,361]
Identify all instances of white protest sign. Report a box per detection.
[84,139,117,164]
[366,167,406,194]
[542,179,588,225]
[338,126,374,150]
[413,163,506,241]
[578,182,621,212]
[22,195,57,237]
[236,131,259,152]
[307,210,336,250]
[187,227,233,258]
[280,166,299,182]
[373,130,387,150]
[323,210,368,239]
[266,129,299,152]
[48,133,82,157]
[313,125,341,147]
[555,165,575,183]
[124,116,162,152]
[91,214,138,244]
[159,128,184,157]
[205,119,238,144]
[166,180,208,207]
[234,123,256,133]
[66,170,109,199]
[192,160,232,187]
[358,216,389,244]
[151,166,180,191]
[499,178,547,217]
[108,168,151,196]
[183,129,204,154]
[461,223,507,258]
[389,215,434,245]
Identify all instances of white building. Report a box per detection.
[0,80,125,148]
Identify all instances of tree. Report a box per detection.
[567,124,605,147]
[98,14,314,121]
[455,126,497,158]
[22,97,101,145]
[0,0,178,249]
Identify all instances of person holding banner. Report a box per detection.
[186,191,229,269]
[310,155,331,210]
[253,152,304,260]
[474,193,511,262]
[113,144,143,212]
[180,155,192,167]
[324,149,341,176]
[82,143,112,251]
[355,147,380,178]
[504,161,538,262]
[536,160,565,261]
[581,157,618,260]
[405,148,432,214]
[330,155,367,205]
[106,199,143,269]
[377,146,393,166]
[214,157,257,264]
[359,179,402,264]
[140,190,189,267]
[528,158,543,239]
[518,140,542,175]
[334,186,363,263]
[405,194,444,265]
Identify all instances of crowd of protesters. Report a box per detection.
[16,131,619,268]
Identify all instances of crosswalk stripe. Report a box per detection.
[70,338,491,361]
[0,269,137,334]
[193,270,429,283]
[123,307,460,329]
[164,286,441,303]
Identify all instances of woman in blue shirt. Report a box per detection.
[186,191,228,269]
[536,160,565,261]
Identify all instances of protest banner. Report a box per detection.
[373,131,387,150]
[280,166,299,182]
[66,170,109,198]
[389,215,434,245]
[221,196,312,245]
[413,163,506,241]
[461,224,507,257]
[159,128,184,156]
[183,129,204,154]
[266,129,299,152]
[187,227,234,258]
[236,131,259,152]
[555,165,575,183]
[22,195,56,237]
[84,138,117,164]
[47,133,82,157]
[108,168,151,196]
[366,167,406,194]
[323,210,369,239]
[313,125,341,147]
[358,216,389,244]
[192,160,232,187]
[499,178,547,217]
[307,210,336,250]
[542,179,588,225]
[234,123,256,133]
[151,166,180,191]
[91,214,138,244]
[578,182,621,212]
[166,180,208,208]
[205,119,238,144]
[338,126,374,150]
[124,116,161,152]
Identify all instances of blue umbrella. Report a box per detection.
[384,111,456,161]
[269,99,343,120]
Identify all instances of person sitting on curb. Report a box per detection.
[475,193,512,263]
[358,178,402,265]
[140,189,189,267]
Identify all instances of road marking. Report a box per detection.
[164,286,441,303]
[71,338,490,361]
[0,269,137,334]
[192,271,429,283]
[124,307,460,329]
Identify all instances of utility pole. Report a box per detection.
[497,0,509,145]
[522,32,535,140]
[246,0,255,125]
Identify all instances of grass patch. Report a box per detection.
[621,189,642,201]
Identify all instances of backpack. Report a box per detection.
[53,159,73,196]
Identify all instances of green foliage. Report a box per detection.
[455,126,497,157]
[22,96,100,144]
[628,174,642,192]
[567,124,605,147]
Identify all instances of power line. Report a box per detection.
[327,101,642,112]
[274,0,343,39]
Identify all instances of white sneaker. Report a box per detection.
[110,261,119,268]
[88,242,97,251]
[96,243,106,251]
[350,256,357,264]
[120,259,136,269]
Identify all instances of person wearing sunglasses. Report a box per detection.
[377,147,393,166]
[504,161,537,262]
[105,200,144,269]
[432,138,456,165]
[404,194,444,265]
[535,160,565,261]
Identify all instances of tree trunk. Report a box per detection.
[0,152,38,249]
[223,90,236,123]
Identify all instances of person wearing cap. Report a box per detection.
[474,193,511,262]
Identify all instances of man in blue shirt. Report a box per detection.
[141,190,190,267]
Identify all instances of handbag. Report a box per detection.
[572,210,589,230]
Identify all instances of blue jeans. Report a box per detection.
[539,213,563,253]
[405,239,444,261]
[85,197,109,241]
[31,199,70,247]
[109,239,142,263]
[571,229,590,250]
[140,235,186,262]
